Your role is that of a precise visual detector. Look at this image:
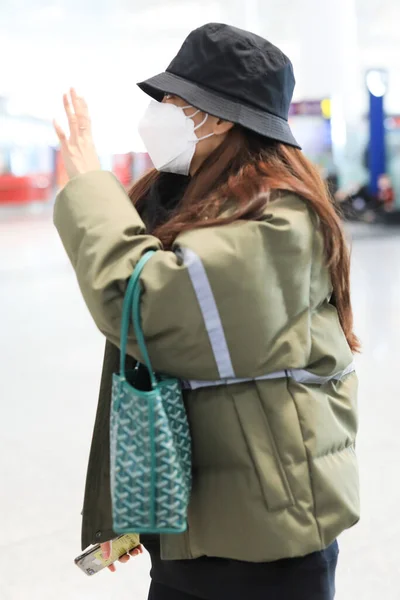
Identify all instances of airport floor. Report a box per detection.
[0,210,399,599]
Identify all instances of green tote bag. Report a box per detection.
[110,250,192,534]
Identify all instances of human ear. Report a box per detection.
[214,119,234,136]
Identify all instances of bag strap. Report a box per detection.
[120,250,157,388]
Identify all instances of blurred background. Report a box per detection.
[1,1,399,599]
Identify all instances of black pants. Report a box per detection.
[147,541,339,600]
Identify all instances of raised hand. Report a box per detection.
[54,88,101,180]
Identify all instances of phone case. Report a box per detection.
[74,533,140,576]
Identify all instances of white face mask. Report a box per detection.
[138,100,214,176]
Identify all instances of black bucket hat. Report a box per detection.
[137,23,300,149]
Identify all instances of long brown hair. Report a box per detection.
[129,127,360,353]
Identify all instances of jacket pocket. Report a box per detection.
[231,386,295,511]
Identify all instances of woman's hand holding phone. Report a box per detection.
[101,540,144,572]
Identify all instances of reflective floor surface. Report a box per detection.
[1,214,399,599]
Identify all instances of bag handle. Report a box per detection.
[119,250,157,388]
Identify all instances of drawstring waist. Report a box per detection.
[182,362,356,391]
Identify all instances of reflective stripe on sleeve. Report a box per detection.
[179,247,235,380]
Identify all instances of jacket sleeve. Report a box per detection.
[54,171,318,381]
[53,171,222,380]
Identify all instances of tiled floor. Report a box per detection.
[1,214,399,599]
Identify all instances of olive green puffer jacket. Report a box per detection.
[54,171,359,562]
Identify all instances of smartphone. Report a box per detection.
[74,533,140,576]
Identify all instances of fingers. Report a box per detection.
[129,545,144,557]
[103,543,143,573]
[103,540,116,572]
[70,87,80,113]
[118,546,142,563]
[57,88,92,149]
[70,87,92,135]
[118,554,130,563]
[63,92,79,143]
[53,119,67,145]
[101,540,112,561]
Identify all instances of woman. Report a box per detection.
[54,23,359,600]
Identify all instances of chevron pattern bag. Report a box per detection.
[110,250,192,534]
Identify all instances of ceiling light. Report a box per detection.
[366,69,388,98]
